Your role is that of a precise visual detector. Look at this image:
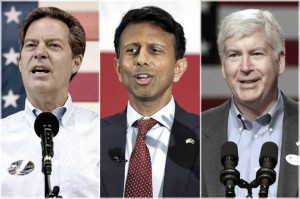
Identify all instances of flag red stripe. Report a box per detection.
[69,12,99,41]
[286,40,299,66]
[202,98,228,112]
[69,73,99,102]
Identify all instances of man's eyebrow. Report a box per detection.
[145,42,167,48]
[250,47,268,52]
[225,47,268,53]
[24,38,65,43]
[122,42,166,48]
[122,42,140,48]
[225,48,240,54]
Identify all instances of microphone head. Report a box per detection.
[259,142,278,167]
[34,112,59,137]
[221,141,239,166]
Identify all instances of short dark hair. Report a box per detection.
[19,7,86,80]
[114,6,186,60]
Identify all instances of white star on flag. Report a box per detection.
[3,47,19,66]
[2,89,20,108]
[4,6,22,24]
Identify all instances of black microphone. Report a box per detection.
[109,147,127,162]
[220,141,240,197]
[256,142,278,197]
[34,112,59,174]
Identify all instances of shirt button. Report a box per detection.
[239,127,243,131]
[254,134,259,139]
[241,116,245,121]
[269,128,273,132]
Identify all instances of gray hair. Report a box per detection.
[217,9,285,62]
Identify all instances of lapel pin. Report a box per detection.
[186,138,195,144]
[285,154,300,166]
[8,160,35,176]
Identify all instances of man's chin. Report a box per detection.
[234,93,261,106]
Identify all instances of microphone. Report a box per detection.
[220,141,240,197]
[256,142,278,197]
[34,112,59,174]
[109,147,127,162]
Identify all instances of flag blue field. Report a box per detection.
[2,2,38,118]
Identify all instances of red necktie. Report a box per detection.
[125,119,157,198]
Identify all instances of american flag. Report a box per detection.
[100,0,200,117]
[1,1,99,118]
[201,2,299,111]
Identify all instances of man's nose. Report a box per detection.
[33,43,48,59]
[240,55,253,74]
[136,49,149,66]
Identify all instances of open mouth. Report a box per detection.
[240,79,258,84]
[32,67,50,74]
[136,74,150,81]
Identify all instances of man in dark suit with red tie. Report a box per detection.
[100,6,199,198]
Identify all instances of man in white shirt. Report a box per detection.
[100,6,199,198]
[1,7,99,197]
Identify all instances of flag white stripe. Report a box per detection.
[38,1,99,11]
[81,41,99,72]
[73,102,100,113]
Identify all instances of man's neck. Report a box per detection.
[27,92,68,112]
[129,95,172,116]
[234,92,278,123]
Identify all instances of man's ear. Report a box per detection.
[18,55,22,72]
[277,52,286,75]
[72,54,83,74]
[173,58,187,82]
[114,58,122,82]
[221,63,226,80]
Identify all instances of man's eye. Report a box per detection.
[25,43,36,48]
[49,43,61,48]
[150,48,161,54]
[228,53,238,58]
[126,48,138,54]
[253,52,263,56]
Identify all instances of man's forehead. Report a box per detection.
[26,17,69,33]
[119,22,175,46]
[25,17,70,40]
[225,31,269,48]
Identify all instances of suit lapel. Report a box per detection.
[277,93,298,197]
[202,100,230,197]
[101,110,127,197]
[163,103,200,197]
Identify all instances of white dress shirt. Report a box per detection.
[1,94,100,198]
[124,97,175,198]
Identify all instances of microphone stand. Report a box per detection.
[238,178,260,198]
[41,128,62,198]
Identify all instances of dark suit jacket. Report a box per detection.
[201,92,298,197]
[101,103,199,197]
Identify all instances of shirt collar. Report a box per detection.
[25,93,74,126]
[126,96,175,131]
[230,91,283,131]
